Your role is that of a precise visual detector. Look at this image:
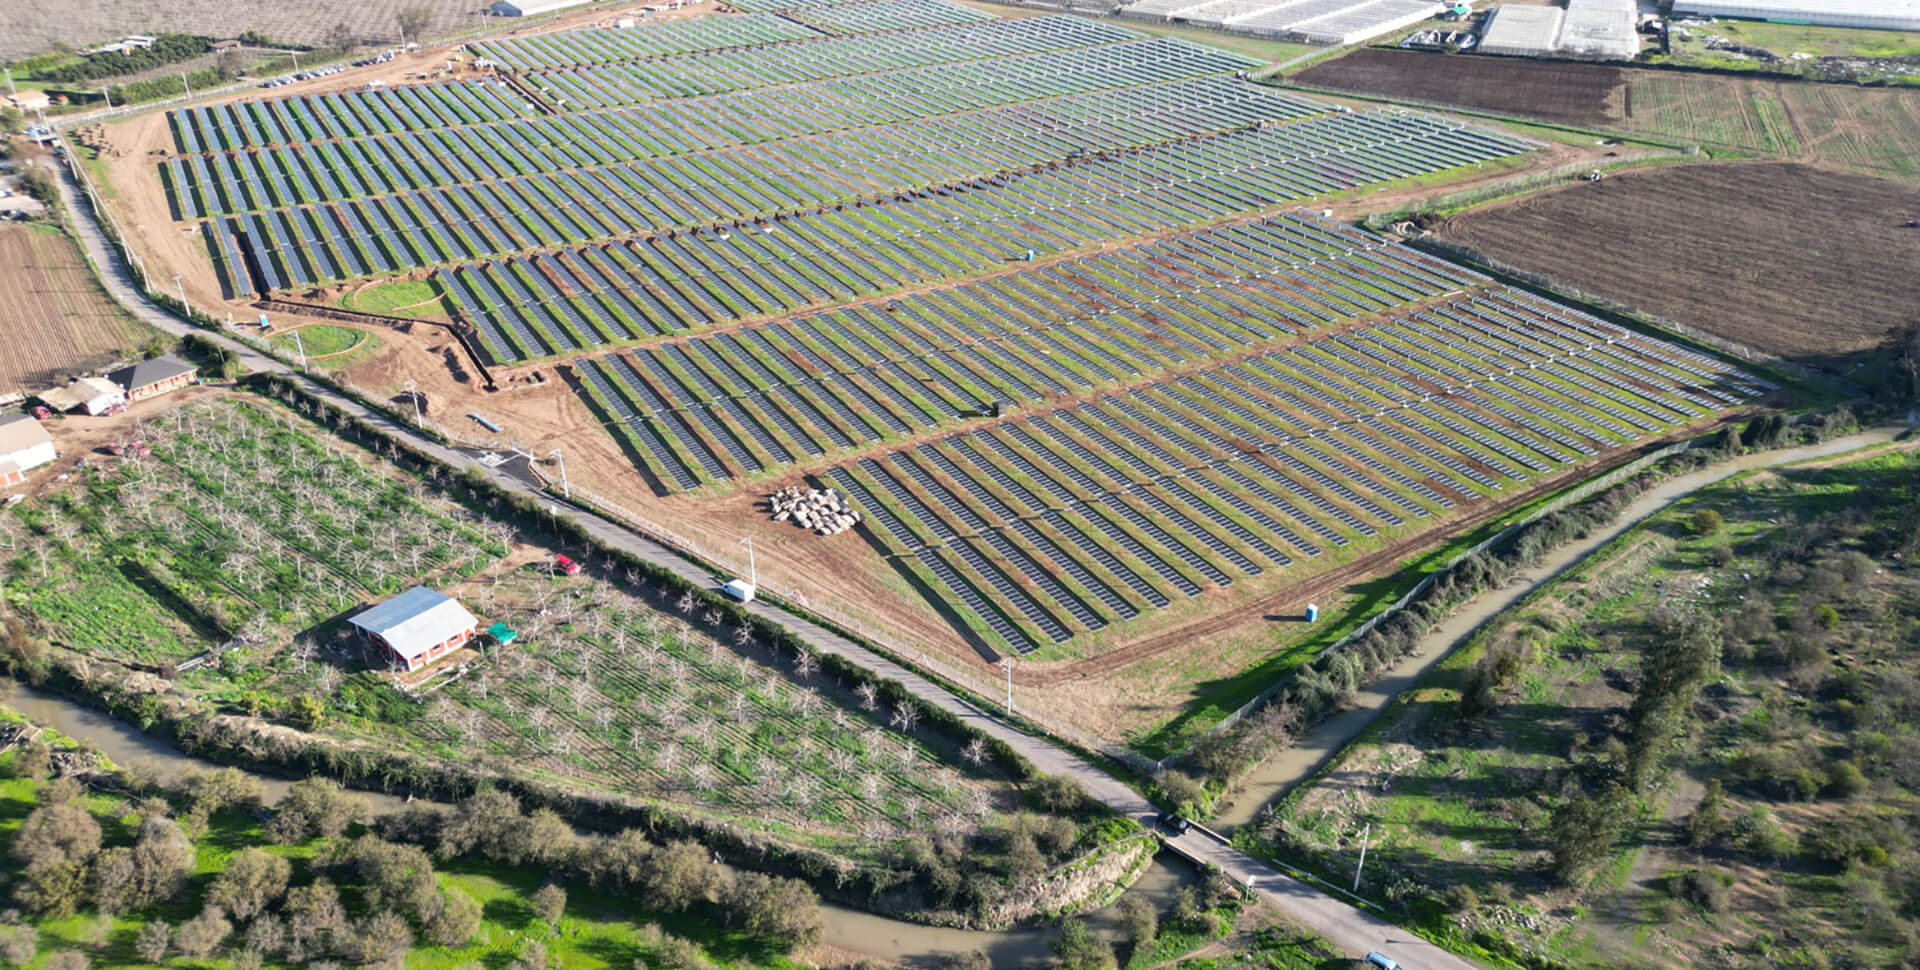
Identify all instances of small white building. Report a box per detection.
[0,414,56,489]
[349,586,479,672]
[38,376,126,416]
[1672,0,1920,32]
[490,0,594,16]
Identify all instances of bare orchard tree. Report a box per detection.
[889,701,921,734]
[792,648,820,679]
[960,738,989,767]
[855,682,879,712]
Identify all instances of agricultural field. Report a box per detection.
[0,397,503,666]
[1439,162,1920,372]
[0,223,155,396]
[0,392,1102,899]
[1287,49,1920,181]
[1292,49,1626,126]
[0,0,487,61]
[1246,443,1920,970]
[318,567,1006,854]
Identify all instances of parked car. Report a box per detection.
[1364,953,1400,970]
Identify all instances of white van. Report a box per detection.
[1364,954,1400,970]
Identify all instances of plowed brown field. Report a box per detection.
[0,224,150,395]
[1293,49,1626,125]
[1439,162,1920,369]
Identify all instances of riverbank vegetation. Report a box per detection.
[1240,443,1920,969]
[0,706,815,970]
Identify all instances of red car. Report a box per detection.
[553,554,581,576]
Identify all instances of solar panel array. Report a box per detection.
[145,0,1761,658]
[159,0,1539,308]
[797,227,1768,652]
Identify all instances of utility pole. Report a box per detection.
[1352,822,1371,893]
[172,273,191,317]
[739,535,756,588]
[552,448,569,499]
[1006,657,1015,714]
[180,71,193,98]
[292,328,308,370]
[403,379,422,424]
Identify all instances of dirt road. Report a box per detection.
[1210,424,1910,831]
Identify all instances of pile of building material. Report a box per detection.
[769,486,862,536]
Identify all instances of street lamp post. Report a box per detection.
[172,274,190,317]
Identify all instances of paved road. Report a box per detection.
[55,163,1479,968]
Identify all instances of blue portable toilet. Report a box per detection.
[258,313,271,331]
[1305,603,1320,623]
[1023,249,1036,261]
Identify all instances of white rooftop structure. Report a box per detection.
[349,586,479,669]
[1672,0,1920,31]
[1479,3,1564,55]
[1121,0,1444,42]
[1559,0,1639,58]
[489,0,594,15]
[0,414,55,487]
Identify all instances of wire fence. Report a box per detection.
[1201,437,1702,741]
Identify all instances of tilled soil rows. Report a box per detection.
[0,225,147,395]
[1292,48,1627,126]
[1439,162,1920,369]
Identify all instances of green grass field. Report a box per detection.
[341,279,453,320]
[268,325,375,361]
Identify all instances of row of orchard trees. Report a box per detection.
[3,750,823,970]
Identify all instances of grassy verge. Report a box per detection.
[340,278,453,320]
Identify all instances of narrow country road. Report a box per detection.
[54,162,1486,968]
[1209,423,1909,831]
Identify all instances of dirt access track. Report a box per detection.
[1439,162,1920,372]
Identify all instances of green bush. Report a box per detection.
[1668,869,1732,912]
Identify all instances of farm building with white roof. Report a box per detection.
[489,0,594,16]
[0,414,56,489]
[349,586,479,672]
[38,376,126,416]
[1672,0,1920,32]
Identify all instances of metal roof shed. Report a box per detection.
[349,586,479,671]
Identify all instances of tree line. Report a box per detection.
[3,755,823,970]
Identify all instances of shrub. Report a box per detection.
[1692,508,1724,536]
[1668,869,1731,912]
[1734,810,1797,863]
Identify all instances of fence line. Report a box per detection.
[1201,437,1699,742]
[1412,237,1818,383]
